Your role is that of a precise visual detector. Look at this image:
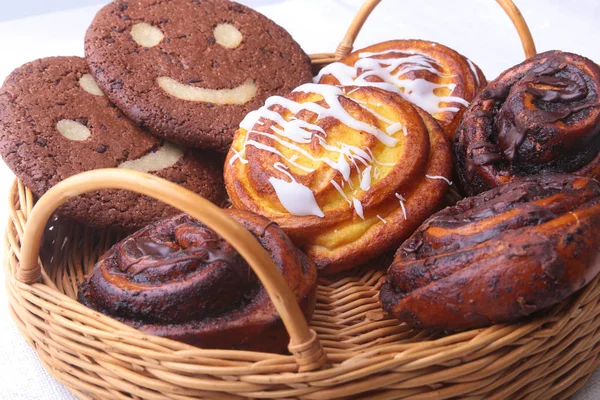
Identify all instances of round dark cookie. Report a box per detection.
[84,0,313,152]
[0,56,226,231]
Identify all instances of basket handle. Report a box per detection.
[16,169,327,371]
[334,0,537,59]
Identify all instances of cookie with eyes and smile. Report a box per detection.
[0,56,226,231]
[84,0,313,152]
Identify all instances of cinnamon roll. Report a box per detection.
[455,50,600,196]
[224,83,452,274]
[316,40,486,139]
[77,210,317,353]
[380,174,600,331]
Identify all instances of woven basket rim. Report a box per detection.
[6,178,600,399]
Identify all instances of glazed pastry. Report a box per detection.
[77,210,317,353]
[317,40,486,139]
[224,83,453,274]
[454,50,600,196]
[380,174,600,331]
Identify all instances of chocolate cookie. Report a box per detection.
[0,56,226,231]
[84,0,313,152]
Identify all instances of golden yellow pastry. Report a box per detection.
[317,40,486,139]
[224,83,452,274]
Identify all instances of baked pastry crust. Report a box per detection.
[78,210,317,353]
[225,84,452,274]
[381,174,600,331]
[317,39,486,139]
[454,50,600,196]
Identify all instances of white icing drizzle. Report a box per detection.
[358,49,451,76]
[230,125,317,173]
[386,122,407,136]
[352,98,396,124]
[466,58,481,87]
[229,148,248,165]
[373,166,381,179]
[269,178,324,217]
[360,166,372,191]
[331,180,352,205]
[395,193,408,220]
[316,49,470,115]
[273,162,295,181]
[231,84,409,220]
[249,129,354,175]
[376,215,387,224]
[291,84,398,146]
[353,198,365,220]
[270,162,324,217]
[336,153,352,181]
[242,107,326,142]
[426,174,453,185]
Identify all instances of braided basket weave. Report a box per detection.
[6,1,600,398]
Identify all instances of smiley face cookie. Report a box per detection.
[0,56,226,231]
[84,0,313,152]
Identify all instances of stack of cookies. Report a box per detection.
[0,0,313,231]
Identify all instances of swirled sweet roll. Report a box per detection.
[317,40,486,139]
[224,83,452,274]
[77,210,317,353]
[381,174,600,331]
[455,50,600,196]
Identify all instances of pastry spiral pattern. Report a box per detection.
[77,210,317,353]
[224,83,452,274]
[380,174,600,331]
[455,50,600,196]
[317,40,486,139]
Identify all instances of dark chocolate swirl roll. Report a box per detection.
[380,174,600,331]
[77,210,317,353]
[454,50,600,196]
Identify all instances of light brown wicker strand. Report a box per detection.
[496,0,537,58]
[15,169,326,372]
[310,0,536,65]
[6,173,600,398]
[335,0,382,58]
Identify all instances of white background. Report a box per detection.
[0,0,599,398]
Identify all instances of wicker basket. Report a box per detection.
[6,1,600,399]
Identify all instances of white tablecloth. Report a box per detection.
[0,1,599,398]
